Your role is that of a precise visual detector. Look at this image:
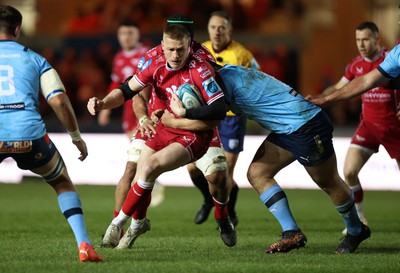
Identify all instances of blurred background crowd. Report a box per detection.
[4,0,399,134]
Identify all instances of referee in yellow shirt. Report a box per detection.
[192,10,260,226]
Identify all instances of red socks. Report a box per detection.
[121,182,152,216]
[213,199,229,220]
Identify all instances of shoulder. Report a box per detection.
[188,54,215,79]
[189,54,212,67]
[347,55,364,67]
[229,41,253,55]
[138,46,164,71]
[143,45,162,59]
[192,41,215,62]
[202,41,213,51]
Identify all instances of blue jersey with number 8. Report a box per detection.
[0,40,52,140]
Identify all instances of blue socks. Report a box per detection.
[58,191,91,246]
[335,192,362,235]
[260,185,299,232]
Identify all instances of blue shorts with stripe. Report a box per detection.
[218,115,247,154]
[0,133,56,170]
[267,111,335,166]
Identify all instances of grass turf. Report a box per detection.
[0,179,399,273]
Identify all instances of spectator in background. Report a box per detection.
[190,10,260,226]
[310,22,400,234]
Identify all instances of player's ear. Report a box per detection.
[13,26,21,38]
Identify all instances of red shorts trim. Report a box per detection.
[351,120,400,158]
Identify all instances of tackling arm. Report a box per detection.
[161,110,220,131]
[311,69,389,107]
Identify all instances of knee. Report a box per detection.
[48,175,76,194]
[343,166,358,181]
[247,165,260,186]
[206,170,227,186]
[247,164,274,188]
[141,157,160,180]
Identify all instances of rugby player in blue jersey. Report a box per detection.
[0,5,101,262]
[163,62,371,254]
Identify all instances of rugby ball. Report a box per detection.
[176,84,204,109]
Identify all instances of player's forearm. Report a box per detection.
[102,89,125,109]
[49,94,80,132]
[325,70,388,103]
[132,93,149,119]
[185,97,226,120]
[164,116,219,131]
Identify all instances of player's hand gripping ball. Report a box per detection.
[176,84,204,109]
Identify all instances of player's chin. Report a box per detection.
[170,61,182,68]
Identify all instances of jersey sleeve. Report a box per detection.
[378,44,400,79]
[192,41,216,62]
[134,56,157,88]
[191,57,224,105]
[343,62,355,81]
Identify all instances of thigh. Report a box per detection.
[249,138,295,178]
[139,142,192,181]
[343,146,372,175]
[381,125,400,158]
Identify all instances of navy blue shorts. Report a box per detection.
[218,115,246,154]
[267,111,335,166]
[0,134,57,170]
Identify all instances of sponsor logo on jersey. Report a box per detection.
[166,85,178,96]
[0,103,25,110]
[197,64,212,79]
[182,136,191,143]
[137,57,146,69]
[202,77,220,96]
[189,60,196,68]
[355,134,366,142]
[140,59,152,71]
[0,140,32,153]
[356,67,364,74]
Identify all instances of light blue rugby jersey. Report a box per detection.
[0,40,53,140]
[218,65,321,134]
[377,44,400,79]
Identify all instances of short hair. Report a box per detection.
[163,24,191,41]
[118,19,139,28]
[209,10,232,26]
[0,5,22,35]
[166,13,194,39]
[356,21,379,37]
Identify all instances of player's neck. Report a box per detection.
[213,40,231,54]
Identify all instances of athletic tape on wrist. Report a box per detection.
[68,130,82,141]
[139,116,151,126]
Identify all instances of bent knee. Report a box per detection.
[196,147,227,176]
[206,170,227,186]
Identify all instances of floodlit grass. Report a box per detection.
[0,179,399,273]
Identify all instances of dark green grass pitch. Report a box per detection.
[0,179,399,273]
